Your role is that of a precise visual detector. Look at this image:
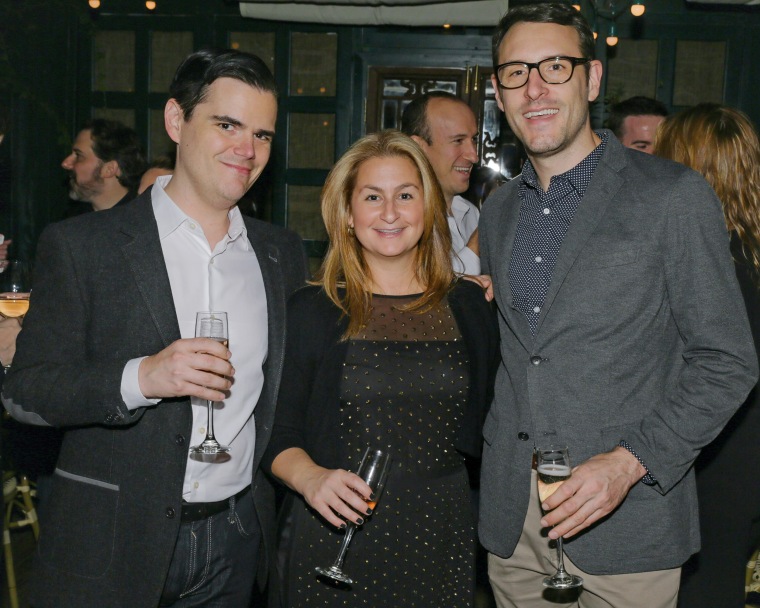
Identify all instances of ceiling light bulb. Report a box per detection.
[606,35,619,46]
[146,0,156,9]
[572,3,581,10]
[593,30,598,40]
[630,2,645,16]
[88,0,100,8]
[443,23,451,29]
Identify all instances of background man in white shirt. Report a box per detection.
[402,91,482,274]
[3,49,307,607]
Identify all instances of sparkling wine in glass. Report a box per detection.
[0,260,31,320]
[536,445,583,590]
[315,447,391,585]
[189,311,230,460]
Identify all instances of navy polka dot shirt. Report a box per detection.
[509,130,608,335]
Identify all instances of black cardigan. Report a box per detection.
[262,279,500,474]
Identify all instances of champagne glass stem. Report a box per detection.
[205,400,217,442]
[331,523,356,570]
[555,536,568,575]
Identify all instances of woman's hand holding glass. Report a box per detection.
[295,457,375,528]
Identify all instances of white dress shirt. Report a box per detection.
[449,194,481,275]
[120,175,268,502]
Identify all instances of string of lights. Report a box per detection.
[571,0,647,46]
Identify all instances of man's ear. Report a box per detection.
[491,74,506,113]
[410,134,428,149]
[587,60,603,103]
[101,160,121,179]
[165,98,184,145]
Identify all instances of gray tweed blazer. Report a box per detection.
[3,191,307,606]
[478,131,758,574]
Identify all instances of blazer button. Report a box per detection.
[530,356,543,366]
[517,432,530,441]
[175,434,185,446]
[166,507,176,519]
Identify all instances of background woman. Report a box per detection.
[262,130,499,607]
[655,103,760,607]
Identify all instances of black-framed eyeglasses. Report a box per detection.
[495,56,590,90]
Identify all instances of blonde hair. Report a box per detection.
[316,129,454,339]
[654,103,760,272]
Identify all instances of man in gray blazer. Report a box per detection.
[3,49,307,607]
[479,4,758,606]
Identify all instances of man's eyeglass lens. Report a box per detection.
[497,57,589,89]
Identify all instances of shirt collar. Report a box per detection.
[150,175,248,249]
[450,195,472,220]
[521,130,608,197]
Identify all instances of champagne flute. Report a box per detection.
[536,445,583,590]
[189,311,230,459]
[315,447,392,585]
[0,260,31,320]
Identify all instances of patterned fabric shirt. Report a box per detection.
[509,131,608,334]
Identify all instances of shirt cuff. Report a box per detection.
[121,357,160,411]
[619,440,657,486]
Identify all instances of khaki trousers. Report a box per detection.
[487,471,680,608]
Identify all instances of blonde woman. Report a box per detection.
[655,104,760,608]
[263,130,499,606]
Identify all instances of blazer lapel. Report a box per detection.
[491,182,535,352]
[534,141,626,336]
[118,194,181,346]
[244,219,287,463]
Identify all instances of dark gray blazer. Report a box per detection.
[478,131,758,575]
[2,191,307,606]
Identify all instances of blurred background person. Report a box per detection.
[655,103,760,608]
[61,118,146,212]
[263,130,498,607]
[402,92,482,275]
[607,95,669,154]
[138,154,175,195]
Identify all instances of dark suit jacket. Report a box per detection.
[2,191,307,607]
[478,131,758,574]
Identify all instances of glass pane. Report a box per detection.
[382,100,399,130]
[150,31,194,93]
[288,113,335,169]
[673,40,725,106]
[92,108,136,130]
[149,109,175,160]
[229,32,275,73]
[607,39,659,101]
[290,32,337,96]
[93,31,135,92]
[287,185,327,240]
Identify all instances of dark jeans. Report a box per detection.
[160,488,260,608]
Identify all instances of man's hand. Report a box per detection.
[138,338,234,401]
[539,446,646,539]
[0,316,21,365]
[463,274,494,302]
[466,228,479,256]
[0,237,12,262]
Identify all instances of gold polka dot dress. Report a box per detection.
[281,294,476,607]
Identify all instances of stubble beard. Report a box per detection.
[68,162,105,203]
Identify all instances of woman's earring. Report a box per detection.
[347,225,355,236]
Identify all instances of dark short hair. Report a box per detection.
[83,119,146,190]
[401,91,468,145]
[606,96,669,137]
[492,3,595,73]
[169,48,277,121]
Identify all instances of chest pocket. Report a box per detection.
[576,245,640,270]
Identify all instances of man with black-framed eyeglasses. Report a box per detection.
[478,3,757,607]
